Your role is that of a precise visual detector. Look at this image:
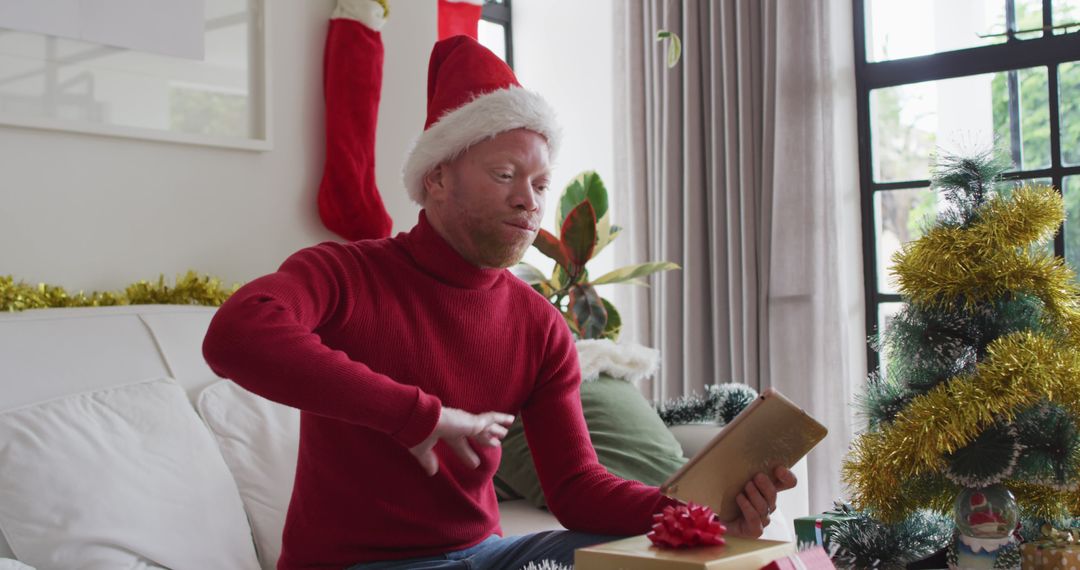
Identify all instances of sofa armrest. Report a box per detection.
[666,423,809,541]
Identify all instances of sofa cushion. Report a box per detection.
[495,375,688,508]
[197,379,300,570]
[0,377,259,570]
[0,309,172,412]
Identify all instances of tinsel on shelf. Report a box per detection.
[1,271,241,312]
[654,383,758,426]
[842,150,1080,525]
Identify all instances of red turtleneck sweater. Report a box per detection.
[202,212,671,568]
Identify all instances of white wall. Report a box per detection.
[0,0,618,293]
[0,0,433,291]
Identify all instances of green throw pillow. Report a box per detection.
[495,374,688,508]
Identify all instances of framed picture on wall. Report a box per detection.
[0,0,271,151]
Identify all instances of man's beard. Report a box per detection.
[470,223,533,268]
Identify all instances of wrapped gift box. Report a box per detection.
[1020,542,1080,569]
[760,546,836,569]
[575,534,796,570]
[794,511,857,550]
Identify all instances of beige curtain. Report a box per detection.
[613,0,865,514]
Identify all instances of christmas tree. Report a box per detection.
[843,151,1080,526]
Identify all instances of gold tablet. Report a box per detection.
[659,388,827,522]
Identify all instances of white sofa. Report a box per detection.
[0,305,803,569]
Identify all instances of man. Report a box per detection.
[202,2,796,568]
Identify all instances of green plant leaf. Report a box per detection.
[601,298,622,341]
[594,221,622,256]
[558,171,609,227]
[591,261,680,286]
[561,310,581,337]
[561,201,598,267]
[532,281,556,299]
[551,264,570,291]
[655,29,682,68]
[511,262,548,285]
[570,283,607,340]
[532,228,570,270]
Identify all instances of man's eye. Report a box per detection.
[497,173,513,181]
[535,184,549,193]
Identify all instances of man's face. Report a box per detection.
[424,128,551,269]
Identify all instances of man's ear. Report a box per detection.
[423,163,448,202]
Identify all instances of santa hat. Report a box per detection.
[402,35,561,205]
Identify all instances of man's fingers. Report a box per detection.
[408,434,440,476]
[735,494,766,536]
[483,412,515,427]
[744,479,770,518]
[415,449,439,476]
[774,466,798,490]
[485,423,509,440]
[754,472,779,507]
[449,437,481,469]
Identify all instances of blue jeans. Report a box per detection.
[346,531,620,569]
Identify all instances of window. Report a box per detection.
[855,0,1080,372]
[479,0,513,68]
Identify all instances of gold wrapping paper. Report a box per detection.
[575,535,795,570]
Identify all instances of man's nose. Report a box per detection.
[510,180,540,211]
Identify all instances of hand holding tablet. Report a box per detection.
[660,388,828,523]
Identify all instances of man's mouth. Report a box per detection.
[504,220,538,232]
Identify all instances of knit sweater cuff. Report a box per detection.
[391,388,442,448]
[332,0,388,31]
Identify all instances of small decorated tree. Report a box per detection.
[840,151,1080,568]
[513,171,678,340]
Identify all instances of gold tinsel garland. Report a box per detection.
[1,271,241,312]
[845,185,1080,522]
[844,330,1080,522]
[892,185,1080,340]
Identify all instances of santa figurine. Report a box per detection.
[949,486,1020,570]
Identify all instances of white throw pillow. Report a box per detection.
[197,380,299,570]
[0,378,259,570]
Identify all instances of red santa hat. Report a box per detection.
[402,35,561,205]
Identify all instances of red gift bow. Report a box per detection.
[647,502,727,549]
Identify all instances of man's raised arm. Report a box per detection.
[201,243,439,449]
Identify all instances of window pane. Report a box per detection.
[477,20,506,63]
[1062,62,1080,166]
[1015,0,1047,39]
[1054,0,1080,34]
[1066,177,1080,279]
[875,188,938,294]
[872,67,1051,182]
[876,302,905,378]
[865,0,1044,62]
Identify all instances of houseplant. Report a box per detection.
[511,170,678,341]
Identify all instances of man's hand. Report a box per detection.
[408,407,515,476]
[724,466,798,538]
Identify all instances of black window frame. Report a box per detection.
[854,0,1080,372]
[481,0,513,70]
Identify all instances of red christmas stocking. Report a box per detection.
[317,0,393,241]
[438,0,484,40]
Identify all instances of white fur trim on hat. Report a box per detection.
[575,339,660,383]
[332,0,387,31]
[402,86,561,206]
